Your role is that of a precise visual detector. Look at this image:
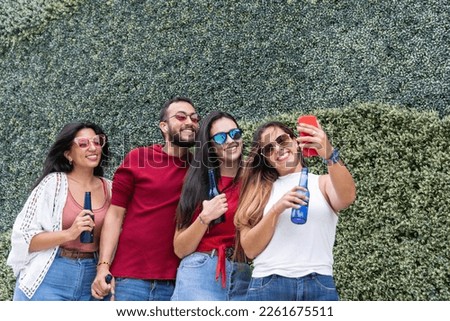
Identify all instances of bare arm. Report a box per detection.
[98,205,125,263]
[174,194,228,258]
[240,186,306,259]
[91,205,125,299]
[173,221,208,259]
[297,121,356,213]
[322,161,356,212]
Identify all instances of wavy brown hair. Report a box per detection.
[233,121,305,262]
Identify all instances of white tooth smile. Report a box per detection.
[225,146,239,152]
[277,151,289,161]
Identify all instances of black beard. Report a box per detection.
[170,132,196,148]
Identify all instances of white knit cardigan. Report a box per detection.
[7,172,111,299]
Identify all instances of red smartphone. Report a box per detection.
[297,115,319,157]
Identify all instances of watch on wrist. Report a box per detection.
[322,148,340,165]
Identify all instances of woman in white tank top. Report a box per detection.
[234,120,356,301]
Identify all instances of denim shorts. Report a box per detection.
[113,278,175,301]
[13,250,99,301]
[246,273,339,301]
[171,252,252,301]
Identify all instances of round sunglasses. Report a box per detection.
[260,134,294,157]
[211,128,243,145]
[73,134,106,149]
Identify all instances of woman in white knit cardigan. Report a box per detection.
[7,122,111,300]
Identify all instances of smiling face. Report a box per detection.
[64,128,104,170]
[210,117,243,169]
[260,126,301,176]
[163,101,199,147]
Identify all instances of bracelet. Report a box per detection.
[322,148,340,165]
[198,215,208,225]
[97,261,110,267]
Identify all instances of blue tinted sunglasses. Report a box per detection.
[211,128,243,145]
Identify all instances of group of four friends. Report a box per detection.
[7,97,356,301]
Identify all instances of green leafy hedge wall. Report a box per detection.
[1,0,449,300]
[1,104,449,301]
[0,231,14,301]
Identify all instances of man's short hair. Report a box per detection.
[159,97,195,122]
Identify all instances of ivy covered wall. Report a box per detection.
[0,0,449,300]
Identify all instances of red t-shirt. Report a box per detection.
[195,176,240,252]
[110,145,189,280]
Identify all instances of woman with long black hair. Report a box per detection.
[7,122,111,300]
[171,111,251,301]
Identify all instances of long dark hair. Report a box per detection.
[33,122,109,189]
[176,111,242,229]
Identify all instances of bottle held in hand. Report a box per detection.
[80,191,94,243]
[105,274,113,284]
[291,167,309,224]
[208,169,225,225]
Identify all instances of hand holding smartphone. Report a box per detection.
[297,115,319,157]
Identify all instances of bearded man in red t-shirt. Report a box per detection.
[91,97,200,300]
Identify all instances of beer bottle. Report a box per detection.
[80,192,94,243]
[291,167,309,224]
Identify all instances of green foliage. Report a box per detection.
[1,0,450,300]
[2,103,449,301]
[1,0,449,233]
[320,104,450,301]
[0,0,85,53]
[249,103,450,300]
[0,230,14,301]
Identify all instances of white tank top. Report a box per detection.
[252,172,338,278]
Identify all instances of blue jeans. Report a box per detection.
[246,273,339,301]
[113,278,175,301]
[13,250,98,301]
[171,252,251,301]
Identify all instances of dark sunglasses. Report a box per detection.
[260,134,293,157]
[211,128,243,145]
[73,134,106,149]
[168,111,201,124]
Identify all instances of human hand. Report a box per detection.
[91,267,114,300]
[272,186,309,215]
[67,210,95,240]
[200,194,228,224]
